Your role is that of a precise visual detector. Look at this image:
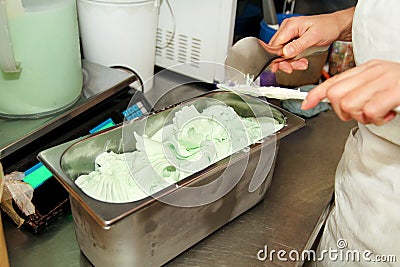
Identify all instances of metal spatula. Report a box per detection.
[224,36,328,82]
[217,84,326,100]
[217,84,400,113]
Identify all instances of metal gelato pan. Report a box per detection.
[38,91,305,267]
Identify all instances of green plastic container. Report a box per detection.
[0,0,82,118]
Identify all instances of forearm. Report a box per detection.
[334,7,355,42]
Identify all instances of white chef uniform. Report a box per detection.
[315,1,400,266]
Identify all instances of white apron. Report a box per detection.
[315,1,400,266]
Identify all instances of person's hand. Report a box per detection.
[302,59,400,125]
[267,8,354,73]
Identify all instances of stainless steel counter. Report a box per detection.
[2,70,357,266]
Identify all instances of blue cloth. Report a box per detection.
[281,85,331,118]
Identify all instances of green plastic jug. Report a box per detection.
[0,0,82,118]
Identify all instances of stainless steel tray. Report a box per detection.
[38,91,305,267]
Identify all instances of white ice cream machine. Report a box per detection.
[156,0,238,83]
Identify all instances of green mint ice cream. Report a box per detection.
[75,104,284,203]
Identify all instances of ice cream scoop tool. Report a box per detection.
[224,36,329,82]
